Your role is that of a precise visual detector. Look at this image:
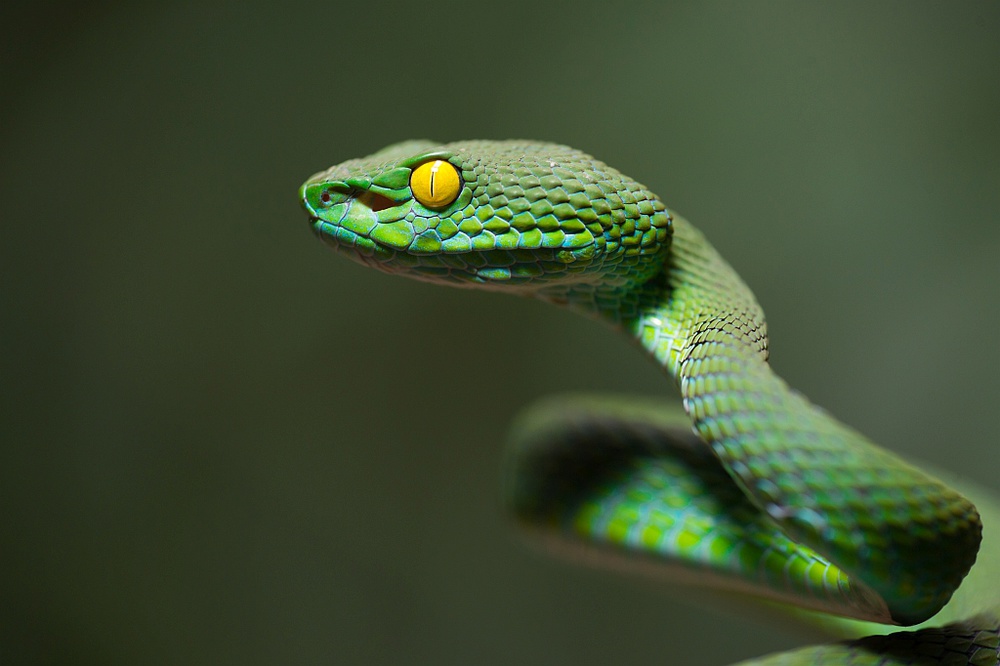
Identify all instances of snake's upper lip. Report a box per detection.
[311,215,388,267]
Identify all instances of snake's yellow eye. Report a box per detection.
[410,160,461,209]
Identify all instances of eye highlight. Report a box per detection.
[410,160,461,209]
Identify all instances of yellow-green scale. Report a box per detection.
[506,398,877,619]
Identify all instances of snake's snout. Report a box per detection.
[300,178,329,221]
[300,182,315,218]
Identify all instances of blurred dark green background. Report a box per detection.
[3,2,999,664]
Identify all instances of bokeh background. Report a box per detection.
[3,2,999,664]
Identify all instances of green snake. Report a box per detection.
[301,140,1000,665]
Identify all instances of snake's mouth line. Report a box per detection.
[309,214,552,287]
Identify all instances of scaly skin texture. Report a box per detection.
[302,140,999,664]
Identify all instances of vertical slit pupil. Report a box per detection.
[429,161,441,198]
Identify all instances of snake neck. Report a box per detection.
[542,215,982,627]
[538,215,768,377]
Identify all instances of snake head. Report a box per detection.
[302,140,672,301]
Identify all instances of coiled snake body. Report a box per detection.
[302,140,1000,664]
